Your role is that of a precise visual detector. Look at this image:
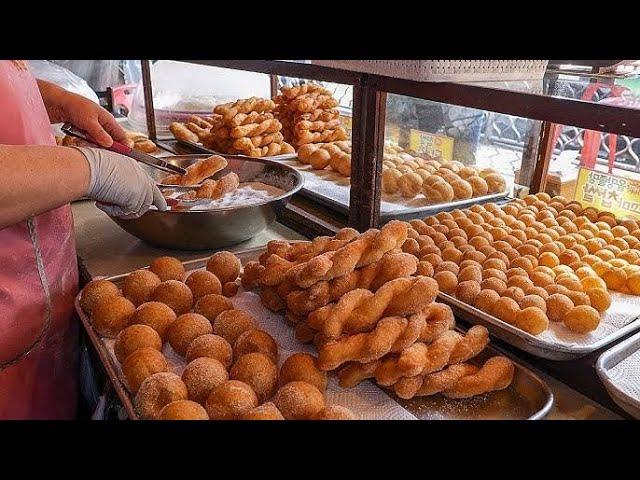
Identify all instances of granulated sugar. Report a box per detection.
[169,182,285,210]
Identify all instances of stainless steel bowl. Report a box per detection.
[109,155,303,250]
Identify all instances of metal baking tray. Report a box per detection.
[265,159,510,221]
[438,292,640,361]
[76,246,552,420]
[176,138,298,161]
[596,331,640,419]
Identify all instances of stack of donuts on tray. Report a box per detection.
[169,97,295,157]
[241,220,515,400]
[79,252,356,420]
[407,192,640,336]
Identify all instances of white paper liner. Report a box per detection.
[607,347,640,402]
[535,291,640,348]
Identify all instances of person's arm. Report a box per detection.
[0,145,167,230]
[36,79,128,147]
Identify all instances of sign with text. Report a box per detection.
[575,167,640,218]
[409,129,454,161]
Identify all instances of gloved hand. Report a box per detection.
[75,147,167,219]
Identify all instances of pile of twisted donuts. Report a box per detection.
[242,221,515,401]
[274,83,348,148]
[169,99,295,157]
[408,193,640,336]
[80,252,355,420]
[382,152,507,203]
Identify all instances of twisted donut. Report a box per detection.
[293,220,409,288]
[214,97,276,122]
[316,312,426,371]
[308,276,438,339]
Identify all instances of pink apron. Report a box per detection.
[0,61,78,419]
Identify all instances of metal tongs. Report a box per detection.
[61,123,187,176]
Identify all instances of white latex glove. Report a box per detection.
[75,147,167,219]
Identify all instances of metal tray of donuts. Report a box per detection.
[596,330,640,419]
[438,292,640,361]
[76,247,554,420]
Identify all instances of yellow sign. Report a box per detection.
[575,167,640,219]
[409,129,454,161]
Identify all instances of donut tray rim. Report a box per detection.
[75,245,553,420]
[438,292,640,361]
[596,330,640,419]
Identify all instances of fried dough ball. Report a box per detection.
[483,258,508,272]
[494,297,520,324]
[234,329,279,363]
[135,372,188,420]
[480,277,507,294]
[483,268,508,283]
[441,247,463,264]
[566,291,591,307]
[230,352,278,402]
[159,400,209,420]
[507,275,534,292]
[222,282,240,297]
[511,257,535,274]
[122,347,168,393]
[130,301,176,340]
[279,353,327,393]
[545,293,574,323]
[538,252,560,269]
[417,261,435,277]
[114,324,162,364]
[274,381,326,420]
[434,270,458,294]
[628,273,640,295]
[313,405,358,420]
[241,402,285,420]
[435,260,460,275]
[122,269,161,307]
[519,295,547,312]
[80,279,120,315]
[474,289,501,313]
[194,294,234,324]
[585,288,611,313]
[185,270,222,299]
[514,307,549,335]
[185,334,233,367]
[182,357,228,404]
[206,251,241,284]
[167,313,213,356]
[564,305,600,333]
[581,276,607,291]
[530,271,554,288]
[423,178,455,204]
[603,268,628,290]
[467,176,489,196]
[149,256,186,282]
[451,179,473,200]
[151,280,193,315]
[485,173,506,193]
[503,286,526,303]
[458,265,482,283]
[91,295,135,338]
[214,309,255,344]
[455,280,481,305]
[205,380,258,420]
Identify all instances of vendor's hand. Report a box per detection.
[61,92,128,147]
[76,147,167,219]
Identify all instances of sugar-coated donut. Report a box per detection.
[279,353,327,393]
[205,380,259,420]
[585,288,611,313]
[474,289,501,313]
[122,347,168,393]
[149,256,186,282]
[185,270,222,299]
[455,280,481,305]
[130,301,177,340]
[159,400,209,420]
[167,313,213,356]
[182,357,228,404]
[91,295,135,338]
[514,307,549,335]
[122,269,161,307]
[134,372,188,420]
[194,294,234,323]
[213,310,254,344]
[312,405,357,420]
[114,324,162,364]
[80,279,120,315]
[230,352,278,402]
[206,251,241,284]
[493,297,520,324]
[222,282,240,297]
[434,270,458,294]
[241,402,285,420]
[185,334,233,367]
[274,381,326,420]
[564,305,600,333]
[151,280,194,315]
[234,329,279,363]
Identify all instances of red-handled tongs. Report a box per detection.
[61,123,187,176]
